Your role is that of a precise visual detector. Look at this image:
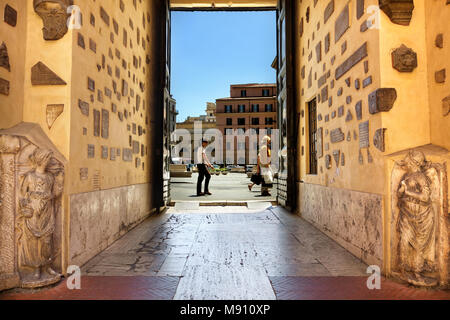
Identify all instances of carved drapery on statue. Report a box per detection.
[0,123,65,290]
[391,150,449,287]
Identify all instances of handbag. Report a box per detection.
[251,173,262,185]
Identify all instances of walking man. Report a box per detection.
[196,139,213,196]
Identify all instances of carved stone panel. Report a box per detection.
[0,77,10,96]
[78,99,89,116]
[435,34,443,49]
[80,168,88,180]
[435,69,446,83]
[101,109,109,139]
[379,0,414,26]
[46,104,64,129]
[324,0,334,24]
[325,154,332,169]
[0,42,11,71]
[333,150,340,167]
[443,96,450,117]
[346,110,353,122]
[357,0,365,19]
[101,146,108,159]
[373,128,386,152]
[335,4,350,43]
[316,127,323,159]
[392,44,418,72]
[359,121,370,149]
[0,123,66,290]
[4,4,17,27]
[391,150,449,287]
[33,0,72,40]
[87,144,95,158]
[123,148,132,162]
[335,43,368,80]
[369,88,397,114]
[31,62,66,86]
[330,128,345,143]
[93,109,100,137]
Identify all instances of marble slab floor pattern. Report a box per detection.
[80,205,368,300]
[2,206,449,300]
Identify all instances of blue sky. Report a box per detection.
[171,11,277,122]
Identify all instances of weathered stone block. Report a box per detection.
[368,88,397,114]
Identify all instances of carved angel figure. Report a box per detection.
[396,150,436,286]
[18,148,63,280]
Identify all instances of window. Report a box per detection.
[241,90,247,97]
[238,128,245,134]
[252,118,260,125]
[251,104,259,112]
[308,98,318,175]
[265,104,273,112]
[226,118,232,125]
[238,104,246,113]
[265,117,274,125]
[262,89,270,97]
[226,142,231,150]
[266,128,272,135]
[225,128,233,135]
[238,118,245,125]
[225,105,233,113]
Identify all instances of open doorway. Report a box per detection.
[158,0,296,209]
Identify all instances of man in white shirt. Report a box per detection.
[196,139,213,196]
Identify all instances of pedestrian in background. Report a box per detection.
[258,136,273,196]
[196,139,213,196]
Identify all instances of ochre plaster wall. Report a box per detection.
[0,0,27,129]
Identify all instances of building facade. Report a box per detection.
[175,102,217,163]
[216,84,277,165]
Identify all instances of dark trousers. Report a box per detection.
[197,164,211,194]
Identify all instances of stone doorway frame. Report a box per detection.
[156,0,298,211]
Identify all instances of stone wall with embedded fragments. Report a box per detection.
[67,0,162,267]
[0,0,27,129]
[295,0,384,266]
[425,0,450,150]
[295,1,450,287]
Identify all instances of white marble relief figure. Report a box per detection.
[18,148,63,281]
[396,150,437,286]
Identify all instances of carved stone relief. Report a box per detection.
[0,42,11,71]
[4,4,17,27]
[373,128,387,152]
[443,96,450,117]
[316,127,323,159]
[0,123,65,290]
[369,88,397,114]
[379,0,414,26]
[46,104,64,129]
[335,4,349,43]
[392,45,418,72]
[0,77,10,96]
[330,128,345,143]
[31,62,66,86]
[391,150,448,287]
[325,154,332,169]
[359,121,370,149]
[33,0,73,40]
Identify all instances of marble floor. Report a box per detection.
[81,205,367,300]
[2,205,449,300]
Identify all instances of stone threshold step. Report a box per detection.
[169,201,277,209]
